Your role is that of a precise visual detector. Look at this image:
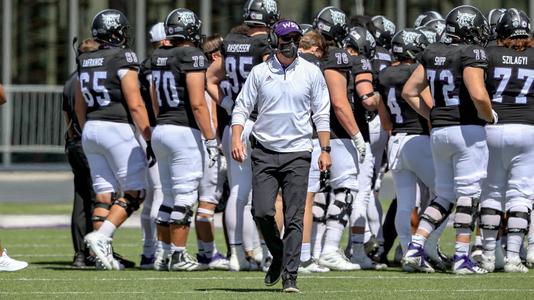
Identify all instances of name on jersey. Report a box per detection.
[434,57,446,66]
[502,55,528,65]
[156,57,168,66]
[82,58,104,67]
[226,44,251,53]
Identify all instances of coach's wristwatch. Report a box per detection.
[321,146,331,153]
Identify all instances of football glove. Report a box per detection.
[205,139,219,168]
[145,140,157,168]
[351,132,366,163]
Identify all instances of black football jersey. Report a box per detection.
[221,32,270,122]
[372,46,393,78]
[485,45,534,125]
[221,33,270,100]
[139,57,157,127]
[322,47,353,139]
[421,43,488,127]
[77,47,139,123]
[62,71,82,138]
[150,46,208,128]
[299,52,323,69]
[349,54,373,142]
[377,63,429,135]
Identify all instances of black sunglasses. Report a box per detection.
[280,35,301,43]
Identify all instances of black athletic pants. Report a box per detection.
[251,142,311,280]
[66,138,95,255]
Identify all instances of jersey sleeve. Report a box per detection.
[254,35,272,58]
[352,56,373,75]
[113,49,140,71]
[178,47,208,72]
[322,48,352,71]
[461,45,488,69]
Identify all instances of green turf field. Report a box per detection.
[1,227,534,299]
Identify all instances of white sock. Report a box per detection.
[300,243,311,262]
[455,241,470,257]
[98,220,116,238]
[162,242,171,251]
[481,229,498,257]
[198,240,215,258]
[171,244,186,253]
[507,233,523,259]
[412,234,426,248]
[311,222,326,259]
[322,221,344,254]
[351,242,365,257]
[475,234,482,247]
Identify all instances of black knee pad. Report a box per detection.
[507,209,531,234]
[170,205,194,226]
[113,190,146,217]
[454,197,479,230]
[313,201,328,223]
[479,207,503,230]
[421,199,452,229]
[327,188,353,227]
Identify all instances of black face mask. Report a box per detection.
[278,42,298,59]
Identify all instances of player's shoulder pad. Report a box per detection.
[111,47,140,70]
[351,54,373,75]
[175,46,208,71]
[374,46,392,62]
[323,47,352,70]
[460,44,488,69]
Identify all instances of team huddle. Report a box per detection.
[73,0,534,277]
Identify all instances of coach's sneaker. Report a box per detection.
[452,254,488,275]
[140,255,155,270]
[0,249,28,272]
[229,245,253,271]
[402,243,435,273]
[154,247,170,271]
[298,258,330,273]
[169,250,208,271]
[85,231,115,270]
[197,252,230,270]
[504,257,528,273]
[319,249,361,271]
[351,253,387,270]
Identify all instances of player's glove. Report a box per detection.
[205,139,219,168]
[220,96,234,116]
[351,132,366,163]
[145,140,157,168]
[491,109,498,125]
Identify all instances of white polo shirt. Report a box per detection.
[232,54,330,153]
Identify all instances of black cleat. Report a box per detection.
[282,277,300,293]
[264,258,282,286]
[113,252,136,268]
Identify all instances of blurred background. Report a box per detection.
[0,0,531,203]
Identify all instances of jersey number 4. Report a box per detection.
[492,67,534,104]
[387,87,403,124]
[79,71,111,107]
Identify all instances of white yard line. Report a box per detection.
[2,275,534,281]
[1,289,533,296]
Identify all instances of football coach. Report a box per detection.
[231,19,331,293]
